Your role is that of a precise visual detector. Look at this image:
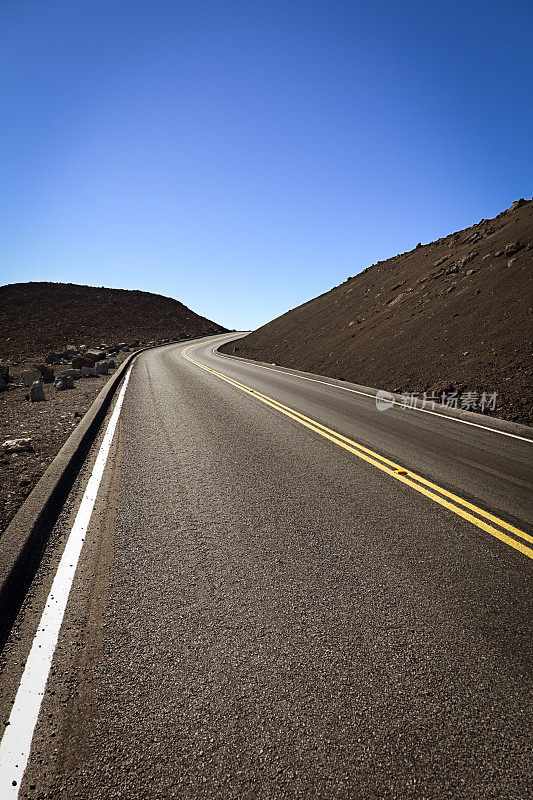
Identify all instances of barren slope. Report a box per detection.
[0,282,226,361]
[222,200,532,424]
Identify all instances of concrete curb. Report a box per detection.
[215,339,533,441]
[0,345,148,651]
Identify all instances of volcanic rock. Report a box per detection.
[30,380,46,402]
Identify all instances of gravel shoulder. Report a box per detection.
[0,353,129,536]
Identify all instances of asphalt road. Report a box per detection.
[1,334,532,799]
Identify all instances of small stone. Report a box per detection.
[54,375,75,391]
[58,368,80,380]
[34,363,55,382]
[86,349,106,363]
[3,438,33,453]
[72,355,95,369]
[30,380,46,402]
[22,369,41,387]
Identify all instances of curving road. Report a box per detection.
[1,334,532,799]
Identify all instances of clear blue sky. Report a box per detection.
[1,1,532,330]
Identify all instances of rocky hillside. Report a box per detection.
[0,282,226,361]
[222,199,532,424]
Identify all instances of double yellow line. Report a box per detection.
[182,345,533,560]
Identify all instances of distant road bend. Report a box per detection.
[1,333,532,799]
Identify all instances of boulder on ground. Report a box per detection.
[64,345,78,357]
[87,366,99,376]
[30,380,46,401]
[86,349,106,363]
[107,359,116,369]
[54,375,75,390]
[34,363,55,382]
[45,352,62,364]
[58,368,80,380]
[96,362,108,375]
[72,355,94,369]
[2,438,34,453]
[22,369,42,387]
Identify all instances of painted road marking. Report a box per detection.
[0,366,133,798]
[186,344,533,560]
[213,346,533,444]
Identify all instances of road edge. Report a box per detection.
[215,338,533,441]
[0,345,149,651]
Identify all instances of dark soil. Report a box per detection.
[0,282,226,361]
[0,354,129,536]
[222,199,533,425]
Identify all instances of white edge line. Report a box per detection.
[210,347,533,444]
[0,365,133,798]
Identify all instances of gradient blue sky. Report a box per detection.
[1,1,532,329]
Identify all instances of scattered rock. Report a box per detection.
[504,241,524,257]
[22,369,41,387]
[85,349,106,363]
[107,359,116,369]
[30,381,46,402]
[58,368,80,380]
[507,258,517,268]
[3,438,33,453]
[54,375,75,390]
[71,355,96,369]
[45,352,62,364]
[96,362,109,375]
[34,363,55,382]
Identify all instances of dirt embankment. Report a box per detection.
[0,281,226,361]
[222,199,532,425]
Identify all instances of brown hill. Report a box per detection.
[0,282,227,361]
[222,199,533,425]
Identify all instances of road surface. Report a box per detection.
[1,334,531,799]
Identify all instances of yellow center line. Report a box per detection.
[182,344,533,561]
